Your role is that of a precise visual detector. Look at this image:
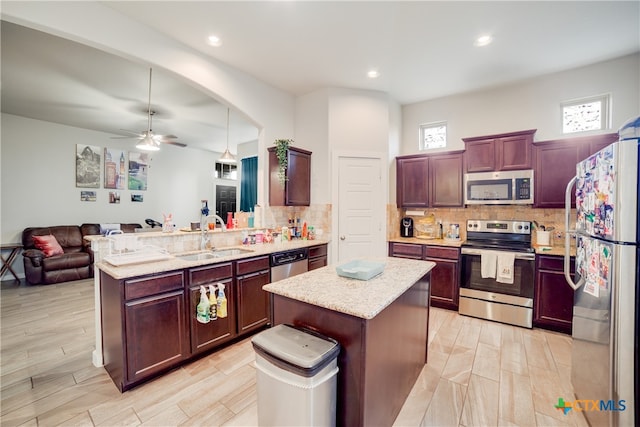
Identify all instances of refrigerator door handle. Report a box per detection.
[564,175,585,291]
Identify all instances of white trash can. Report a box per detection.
[251,324,340,426]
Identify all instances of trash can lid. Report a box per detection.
[252,324,339,376]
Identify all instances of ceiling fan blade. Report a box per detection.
[118,129,144,137]
[165,141,187,148]
[110,135,142,140]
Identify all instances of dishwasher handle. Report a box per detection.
[270,248,309,267]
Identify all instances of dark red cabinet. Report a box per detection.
[235,256,271,334]
[101,270,189,391]
[533,133,618,208]
[268,146,311,206]
[463,129,536,172]
[188,263,236,355]
[534,255,575,334]
[388,242,460,310]
[424,246,460,311]
[396,151,463,208]
[396,155,429,208]
[308,244,328,271]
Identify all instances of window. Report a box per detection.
[562,94,610,134]
[214,162,237,180]
[419,121,447,150]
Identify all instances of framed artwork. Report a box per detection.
[128,151,149,191]
[80,191,96,201]
[104,147,126,189]
[109,192,120,204]
[131,194,144,202]
[76,144,101,188]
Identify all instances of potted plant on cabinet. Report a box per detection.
[274,139,293,185]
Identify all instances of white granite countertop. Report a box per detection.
[388,237,464,247]
[96,239,329,279]
[264,257,435,320]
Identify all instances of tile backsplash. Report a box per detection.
[262,204,332,237]
[388,205,574,245]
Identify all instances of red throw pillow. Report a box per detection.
[32,235,64,257]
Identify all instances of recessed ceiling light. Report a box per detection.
[207,35,222,47]
[474,35,493,47]
[367,70,380,79]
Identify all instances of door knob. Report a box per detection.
[340,235,346,240]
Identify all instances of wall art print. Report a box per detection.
[80,191,96,202]
[128,151,149,191]
[76,144,101,188]
[109,192,121,204]
[131,194,144,202]
[104,147,126,189]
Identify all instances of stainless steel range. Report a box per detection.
[459,219,535,328]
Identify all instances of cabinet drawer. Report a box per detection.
[308,256,327,271]
[189,262,233,286]
[309,244,327,258]
[425,246,459,260]
[389,242,423,259]
[125,271,184,301]
[236,256,270,276]
[537,255,575,272]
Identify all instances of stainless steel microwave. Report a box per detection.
[464,170,534,205]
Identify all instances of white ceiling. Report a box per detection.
[2,1,639,152]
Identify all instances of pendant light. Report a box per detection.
[218,108,236,164]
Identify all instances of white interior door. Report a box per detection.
[337,156,384,262]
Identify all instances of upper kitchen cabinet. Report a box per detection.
[396,151,464,208]
[268,146,312,206]
[463,129,536,172]
[396,155,429,207]
[534,133,618,208]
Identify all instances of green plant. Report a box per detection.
[274,139,293,185]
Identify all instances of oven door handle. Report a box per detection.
[460,247,535,261]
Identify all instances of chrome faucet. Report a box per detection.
[200,214,227,250]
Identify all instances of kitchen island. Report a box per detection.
[264,257,435,427]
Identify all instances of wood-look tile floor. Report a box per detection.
[1,278,588,426]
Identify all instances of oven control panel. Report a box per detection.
[466,219,531,234]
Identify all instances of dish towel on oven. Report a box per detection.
[496,252,515,284]
[481,251,497,278]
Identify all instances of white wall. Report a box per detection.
[0,114,226,243]
[295,90,330,204]
[401,53,640,156]
[2,1,296,209]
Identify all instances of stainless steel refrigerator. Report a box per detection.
[564,118,638,426]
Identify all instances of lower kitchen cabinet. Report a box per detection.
[101,255,273,391]
[424,246,460,311]
[235,255,271,334]
[534,255,575,334]
[308,243,328,270]
[101,270,189,391]
[389,242,460,310]
[187,263,236,355]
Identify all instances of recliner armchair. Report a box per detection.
[22,222,143,285]
[22,225,91,285]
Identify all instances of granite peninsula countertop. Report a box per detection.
[264,257,435,320]
[96,239,329,279]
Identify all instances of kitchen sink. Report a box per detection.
[175,248,254,261]
[175,252,218,261]
[211,248,254,257]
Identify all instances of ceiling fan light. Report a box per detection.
[136,137,160,151]
[218,148,236,163]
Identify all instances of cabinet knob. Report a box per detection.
[340,235,346,240]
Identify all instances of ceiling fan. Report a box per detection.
[111,68,186,150]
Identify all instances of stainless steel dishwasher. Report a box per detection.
[270,248,309,282]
